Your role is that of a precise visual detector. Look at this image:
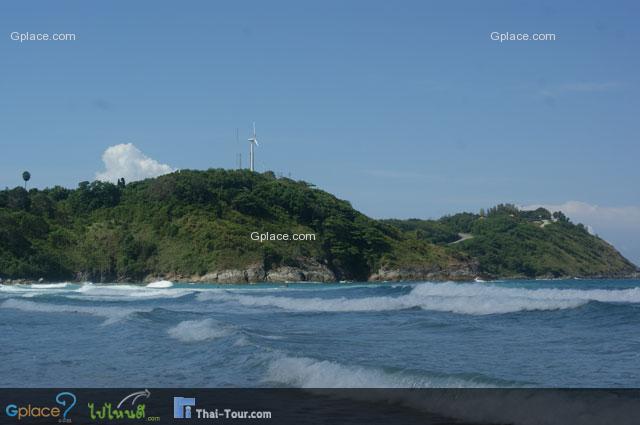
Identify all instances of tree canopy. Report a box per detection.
[0,169,636,282]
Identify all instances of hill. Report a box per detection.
[0,169,474,283]
[0,171,636,283]
[384,204,638,279]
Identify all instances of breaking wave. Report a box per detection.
[263,354,640,424]
[0,283,74,291]
[71,284,194,301]
[0,298,152,324]
[197,282,640,315]
[167,318,232,342]
[264,354,495,388]
[0,282,193,302]
[146,280,174,288]
[29,283,73,289]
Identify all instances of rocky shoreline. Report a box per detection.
[2,266,638,286]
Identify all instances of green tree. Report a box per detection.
[22,171,31,189]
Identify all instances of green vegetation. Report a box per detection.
[0,172,636,283]
[386,204,638,279]
[22,171,31,190]
[0,169,461,282]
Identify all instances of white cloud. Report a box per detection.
[96,143,175,183]
[522,201,640,265]
[522,201,640,230]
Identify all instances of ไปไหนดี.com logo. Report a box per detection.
[5,392,76,422]
[88,389,159,421]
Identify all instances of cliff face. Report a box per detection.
[0,172,637,283]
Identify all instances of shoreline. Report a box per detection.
[2,272,639,286]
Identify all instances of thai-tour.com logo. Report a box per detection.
[174,397,196,419]
[87,389,160,422]
[174,397,272,420]
[5,391,76,422]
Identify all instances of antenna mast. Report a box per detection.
[236,128,242,169]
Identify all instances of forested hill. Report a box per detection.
[0,170,637,283]
[383,204,638,279]
[0,169,472,283]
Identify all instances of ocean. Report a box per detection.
[1,279,639,388]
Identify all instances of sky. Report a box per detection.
[1,1,639,264]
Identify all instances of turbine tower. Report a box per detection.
[248,122,259,172]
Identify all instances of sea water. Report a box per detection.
[0,279,638,387]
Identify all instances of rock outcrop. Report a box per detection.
[141,258,336,284]
[368,260,480,282]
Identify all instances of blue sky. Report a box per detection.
[1,1,639,263]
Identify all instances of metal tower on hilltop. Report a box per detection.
[247,122,259,172]
[236,128,242,169]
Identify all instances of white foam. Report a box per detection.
[146,280,174,288]
[70,283,193,301]
[0,298,151,324]
[30,283,72,289]
[0,283,73,293]
[197,282,640,315]
[167,318,231,342]
[409,282,640,303]
[0,283,77,299]
[233,335,254,347]
[265,354,491,388]
[0,285,35,294]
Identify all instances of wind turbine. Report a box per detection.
[248,122,259,172]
